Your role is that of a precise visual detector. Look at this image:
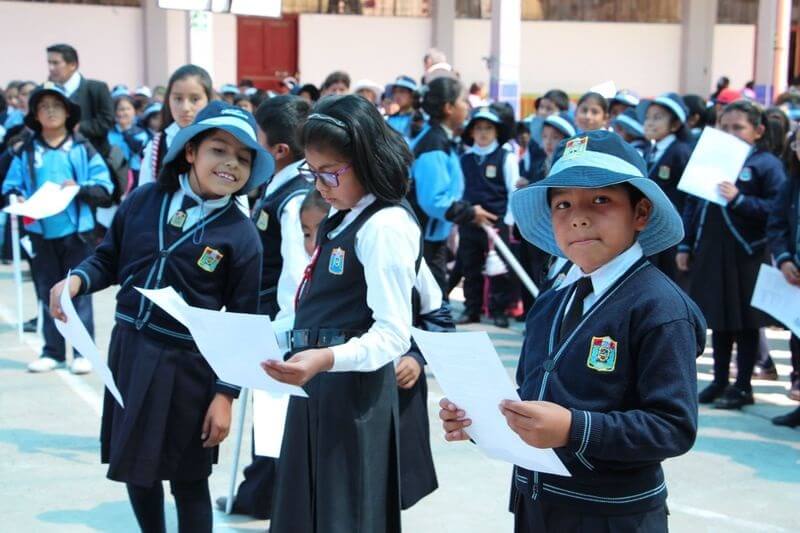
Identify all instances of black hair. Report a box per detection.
[515,120,530,136]
[254,95,311,161]
[0,92,6,115]
[233,94,252,107]
[682,94,708,130]
[300,188,331,216]
[577,92,609,114]
[157,129,217,192]
[782,131,800,179]
[321,71,351,91]
[298,84,320,102]
[765,106,790,156]
[540,89,570,111]
[113,95,136,113]
[46,43,79,65]
[647,102,691,142]
[239,79,255,88]
[416,77,463,123]
[720,100,776,153]
[490,101,515,145]
[302,95,412,203]
[160,64,213,132]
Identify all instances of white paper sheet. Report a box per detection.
[411,328,569,477]
[19,235,34,258]
[751,264,800,338]
[589,80,617,99]
[677,127,751,206]
[3,182,80,219]
[252,390,290,458]
[54,274,124,407]
[136,287,307,398]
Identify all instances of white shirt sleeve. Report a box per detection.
[235,194,250,216]
[504,150,520,226]
[415,259,443,315]
[274,194,309,321]
[138,139,155,186]
[330,206,420,372]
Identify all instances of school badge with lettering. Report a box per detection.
[658,165,671,180]
[562,136,589,160]
[256,210,269,231]
[738,167,752,182]
[169,210,187,228]
[587,336,618,372]
[197,246,224,273]
[328,247,345,275]
[485,164,497,178]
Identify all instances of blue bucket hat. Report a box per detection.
[610,89,640,108]
[543,112,576,138]
[111,85,130,99]
[641,92,688,124]
[611,108,645,139]
[143,102,162,119]
[464,106,511,145]
[161,101,275,194]
[390,75,418,93]
[24,82,82,132]
[510,129,684,258]
[220,84,240,96]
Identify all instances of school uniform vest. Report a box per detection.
[461,146,509,218]
[251,174,310,314]
[513,259,705,516]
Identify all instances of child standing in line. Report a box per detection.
[679,101,786,409]
[49,101,273,533]
[610,108,648,156]
[386,75,419,142]
[441,130,705,532]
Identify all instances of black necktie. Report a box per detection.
[559,276,593,343]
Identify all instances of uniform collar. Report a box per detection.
[654,134,676,156]
[557,241,644,298]
[466,140,499,157]
[265,159,304,196]
[327,193,377,238]
[165,121,182,145]
[179,173,231,210]
[62,71,82,97]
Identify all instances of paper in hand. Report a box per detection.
[677,127,751,205]
[589,80,617,99]
[751,264,800,338]
[136,287,307,398]
[252,390,290,458]
[54,273,124,407]
[412,328,569,477]
[3,182,80,219]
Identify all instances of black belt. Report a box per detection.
[287,328,365,351]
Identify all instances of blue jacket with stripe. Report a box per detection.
[767,169,800,268]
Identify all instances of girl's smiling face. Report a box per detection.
[644,104,678,142]
[185,129,253,199]
[169,76,209,128]
[304,145,366,211]
[575,100,608,132]
[115,99,136,130]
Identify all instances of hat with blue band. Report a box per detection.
[642,92,688,124]
[610,90,640,108]
[543,112,576,138]
[24,82,82,132]
[611,108,645,138]
[510,129,684,258]
[220,84,240,96]
[143,102,162,119]
[111,86,130,98]
[162,101,275,194]
[390,75,418,93]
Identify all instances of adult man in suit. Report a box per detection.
[46,43,114,156]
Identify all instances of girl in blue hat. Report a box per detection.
[49,101,274,532]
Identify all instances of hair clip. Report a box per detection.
[308,113,347,130]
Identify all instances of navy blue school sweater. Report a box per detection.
[767,170,800,268]
[513,258,705,515]
[74,183,263,396]
[461,145,509,219]
[646,139,693,214]
[681,148,786,256]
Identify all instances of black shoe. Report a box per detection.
[698,382,726,404]
[493,315,509,328]
[456,312,480,325]
[215,496,246,515]
[22,317,37,333]
[714,385,754,410]
[772,407,800,428]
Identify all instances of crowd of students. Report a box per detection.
[1,42,799,532]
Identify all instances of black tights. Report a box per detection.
[712,329,759,393]
[126,479,212,533]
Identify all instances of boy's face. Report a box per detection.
[541,124,565,156]
[300,207,328,256]
[47,52,77,84]
[392,87,413,109]
[472,119,498,147]
[36,94,68,131]
[549,186,651,273]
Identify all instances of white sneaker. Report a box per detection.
[27,356,62,373]
[70,357,93,375]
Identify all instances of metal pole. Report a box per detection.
[482,224,539,298]
[9,195,24,341]
[225,387,249,514]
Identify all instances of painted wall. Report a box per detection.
[0,1,144,89]
[712,24,756,91]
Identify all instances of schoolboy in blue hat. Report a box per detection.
[611,108,648,156]
[3,82,114,375]
[440,129,705,533]
[608,89,640,120]
[387,75,419,141]
[49,100,273,532]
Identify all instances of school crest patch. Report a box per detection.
[328,247,346,275]
[658,165,671,180]
[169,210,187,228]
[256,209,269,231]
[197,246,224,273]
[587,336,617,372]
[562,136,589,160]
[485,164,498,178]
[738,167,752,182]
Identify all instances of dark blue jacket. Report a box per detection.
[646,139,693,213]
[513,258,705,515]
[74,183,263,397]
[767,169,800,267]
[681,148,786,256]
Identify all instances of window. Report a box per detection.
[457,0,681,23]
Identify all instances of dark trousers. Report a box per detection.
[424,240,449,294]
[29,233,94,361]
[791,335,800,386]
[458,223,511,317]
[127,479,212,533]
[513,494,668,533]
[233,447,276,519]
[712,329,759,392]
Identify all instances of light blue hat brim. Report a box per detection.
[643,95,687,124]
[510,170,684,258]
[162,122,274,195]
[392,79,417,92]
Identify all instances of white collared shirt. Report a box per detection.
[557,241,644,315]
[138,122,182,186]
[464,140,521,225]
[272,193,421,372]
[166,174,231,231]
[61,71,82,97]
[649,134,675,167]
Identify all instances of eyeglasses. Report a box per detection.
[298,163,351,188]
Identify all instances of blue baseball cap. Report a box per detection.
[543,112,576,138]
[510,129,684,258]
[611,108,645,139]
[641,92,688,123]
[390,75,418,93]
[162,101,275,194]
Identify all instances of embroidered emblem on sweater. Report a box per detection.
[587,336,617,372]
[329,247,345,275]
[485,164,497,178]
[197,246,223,272]
[256,209,269,231]
[738,167,752,182]
[658,165,670,180]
